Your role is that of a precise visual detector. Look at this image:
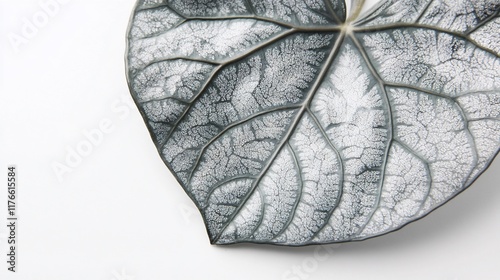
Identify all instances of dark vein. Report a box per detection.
[170,18,188,30]
[384,83,459,100]
[305,108,344,193]
[352,23,500,57]
[136,0,344,32]
[146,119,172,126]
[414,0,434,23]
[381,88,479,221]
[385,83,481,173]
[235,140,325,241]
[349,34,394,238]
[203,175,256,206]
[245,0,257,16]
[212,29,296,66]
[468,117,500,122]
[305,108,345,241]
[352,22,456,33]
[394,139,431,178]
[134,0,343,32]
[140,96,190,105]
[323,0,343,24]
[393,140,433,216]
[304,32,345,107]
[132,19,187,40]
[137,57,220,77]
[186,105,302,186]
[161,29,295,142]
[309,6,341,25]
[162,76,214,141]
[211,109,305,243]
[465,9,499,35]
[454,103,481,180]
[251,189,266,238]
[137,95,191,106]
[389,124,432,166]
[183,15,294,28]
[180,15,342,32]
[212,32,345,243]
[454,90,500,99]
[155,1,186,19]
[271,144,304,241]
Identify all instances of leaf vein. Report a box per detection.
[349,33,394,237]
[187,105,302,186]
[213,32,345,243]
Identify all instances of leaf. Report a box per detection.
[126,0,500,246]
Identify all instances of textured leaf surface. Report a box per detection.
[126,0,500,245]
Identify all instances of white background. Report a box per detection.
[1,0,500,279]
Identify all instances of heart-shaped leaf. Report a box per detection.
[126,0,500,245]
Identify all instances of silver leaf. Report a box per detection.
[126,0,500,246]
